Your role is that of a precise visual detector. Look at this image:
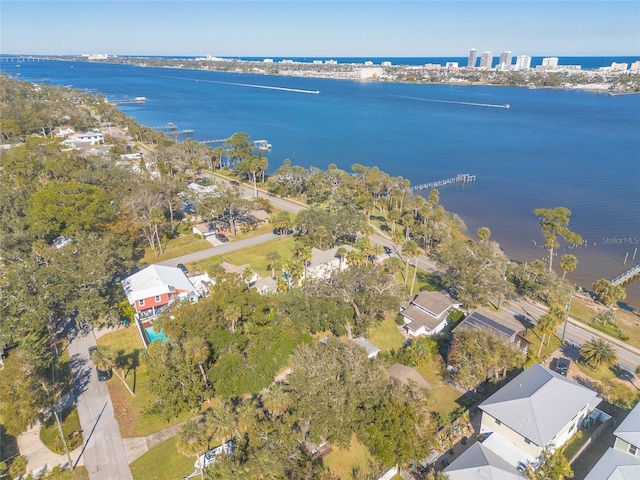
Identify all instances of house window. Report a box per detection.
[495,419,501,426]
[139,299,145,306]
[525,438,531,445]
[155,295,161,302]
[629,445,638,456]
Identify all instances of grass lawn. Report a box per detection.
[575,360,620,383]
[324,433,374,480]
[415,357,464,416]
[526,329,564,361]
[97,327,193,437]
[141,234,212,265]
[367,316,404,352]
[192,236,297,277]
[39,407,83,454]
[130,435,195,480]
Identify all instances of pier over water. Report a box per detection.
[411,173,476,192]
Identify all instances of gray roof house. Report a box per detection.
[454,307,529,353]
[305,245,355,280]
[351,337,380,358]
[584,401,640,480]
[479,363,601,468]
[443,442,527,480]
[400,290,462,337]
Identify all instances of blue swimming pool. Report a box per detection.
[145,326,167,343]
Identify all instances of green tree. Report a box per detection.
[196,184,253,237]
[90,345,135,395]
[580,338,618,368]
[269,211,292,235]
[266,250,282,279]
[477,227,491,241]
[261,383,292,420]
[536,312,561,357]
[176,419,208,480]
[206,403,237,444]
[533,207,582,272]
[0,351,50,436]
[535,448,573,480]
[592,279,626,307]
[183,336,210,385]
[28,180,114,240]
[402,240,419,287]
[559,254,578,279]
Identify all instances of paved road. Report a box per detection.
[67,324,133,480]
[503,297,640,372]
[158,232,278,267]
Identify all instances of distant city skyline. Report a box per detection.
[2,1,639,57]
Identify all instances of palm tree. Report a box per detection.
[224,305,242,333]
[581,338,618,368]
[235,399,258,435]
[183,336,210,385]
[536,313,560,357]
[559,254,578,279]
[90,345,134,395]
[402,240,419,287]
[261,383,292,420]
[477,227,491,242]
[410,244,423,295]
[294,244,312,279]
[176,419,208,480]
[265,250,281,279]
[206,403,237,444]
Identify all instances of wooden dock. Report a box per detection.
[612,264,640,286]
[411,173,476,192]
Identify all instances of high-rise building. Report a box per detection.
[542,57,559,67]
[515,55,532,70]
[480,51,493,69]
[499,51,512,67]
[468,48,478,68]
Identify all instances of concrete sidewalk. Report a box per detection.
[17,421,84,476]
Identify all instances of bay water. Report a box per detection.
[3,59,639,309]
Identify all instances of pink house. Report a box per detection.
[121,265,199,320]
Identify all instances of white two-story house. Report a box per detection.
[478,363,601,469]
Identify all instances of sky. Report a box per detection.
[2,1,639,57]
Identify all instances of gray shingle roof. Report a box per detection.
[444,442,527,480]
[411,290,461,318]
[402,304,444,332]
[583,447,640,480]
[479,364,600,447]
[614,400,640,449]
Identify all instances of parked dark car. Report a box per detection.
[177,263,189,275]
[556,358,570,376]
[215,233,229,243]
[229,180,240,186]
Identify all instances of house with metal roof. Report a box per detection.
[453,307,530,353]
[400,290,462,337]
[351,337,380,358]
[443,442,527,480]
[478,363,601,468]
[584,400,640,480]
[121,265,200,320]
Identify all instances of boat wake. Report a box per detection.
[148,73,320,94]
[389,94,509,109]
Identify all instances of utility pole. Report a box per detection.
[561,288,574,344]
[54,409,73,470]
